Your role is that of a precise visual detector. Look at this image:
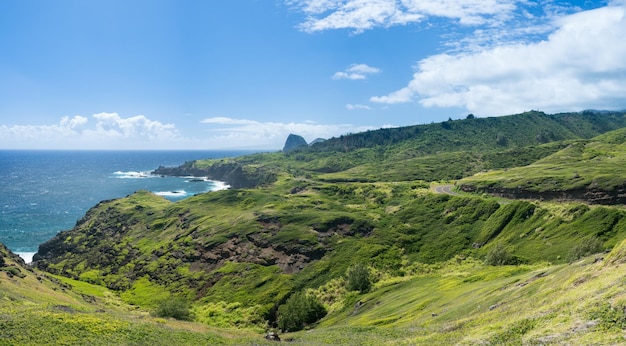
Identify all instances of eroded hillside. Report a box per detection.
[14,110,626,343]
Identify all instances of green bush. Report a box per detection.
[484,243,512,266]
[153,297,193,321]
[277,291,326,332]
[567,237,604,263]
[346,263,372,293]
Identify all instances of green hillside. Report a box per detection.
[459,127,626,203]
[0,243,262,345]
[4,110,626,344]
[160,110,626,185]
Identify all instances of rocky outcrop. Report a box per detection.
[309,138,326,146]
[283,134,308,152]
[459,184,626,205]
[153,160,277,189]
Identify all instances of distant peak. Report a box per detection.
[283,134,308,152]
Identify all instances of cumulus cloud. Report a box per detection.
[0,115,89,144]
[0,113,378,150]
[60,115,88,129]
[333,64,381,80]
[288,0,520,33]
[0,113,180,149]
[371,3,626,115]
[200,116,375,148]
[88,112,179,140]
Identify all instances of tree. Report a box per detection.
[153,297,193,321]
[346,263,371,293]
[277,291,326,332]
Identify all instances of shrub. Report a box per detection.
[277,291,326,332]
[346,263,371,293]
[153,297,193,321]
[484,243,512,266]
[567,237,604,263]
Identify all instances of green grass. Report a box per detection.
[460,128,626,196]
[0,245,278,345]
[285,253,626,345]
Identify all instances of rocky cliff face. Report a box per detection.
[153,160,277,188]
[459,184,626,205]
[282,134,308,152]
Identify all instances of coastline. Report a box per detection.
[2,150,250,262]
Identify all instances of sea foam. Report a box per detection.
[16,252,35,264]
[113,171,154,179]
[212,181,231,191]
[154,190,187,197]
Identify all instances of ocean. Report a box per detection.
[0,150,258,262]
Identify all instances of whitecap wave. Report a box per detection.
[154,190,187,197]
[183,177,230,191]
[113,171,154,179]
[212,181,231,191]
[16,252,35,264]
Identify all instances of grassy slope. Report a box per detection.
[32,181,626,330]
[0,244,265,345]
[289,250,626,345]
[19,111,626,343]
[459,127,626,195]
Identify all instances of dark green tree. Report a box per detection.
[277,291,326,332]
[153,297,193,321]
[346,263,372,293]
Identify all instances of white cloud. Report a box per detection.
[333,63,381,80]
[60,115,88,129]
[290,0,423,33]
[88,112,179,140]
[288,0,522,33]
[346,103,372,110]
[0,113,379,150]
[200,117,259,125]
[401,0,517,25]
[200,116,375,148]
[371,3,626,115]
[0,113,181,149]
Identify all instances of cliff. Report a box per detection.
[153,160,277,188]
[459,184,626,205]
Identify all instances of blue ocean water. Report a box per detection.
[0,150,256,258]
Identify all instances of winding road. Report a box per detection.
[433,184,461,196]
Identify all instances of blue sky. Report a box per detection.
[1,0,624,150]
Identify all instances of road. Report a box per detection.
[433,184,461,196]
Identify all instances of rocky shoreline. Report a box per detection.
[153,160,277,189]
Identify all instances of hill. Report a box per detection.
[154,110,626,185]
[459,127,626,204]
[8,109,626,343]
[0,243,262,345]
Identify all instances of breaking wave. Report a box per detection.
[113,171,155,179]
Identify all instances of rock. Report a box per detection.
[283,134,308,152]
[265,331,281,341]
